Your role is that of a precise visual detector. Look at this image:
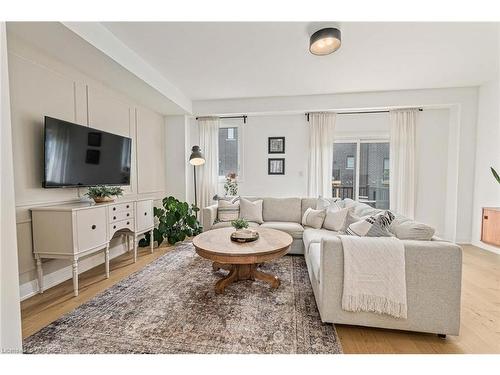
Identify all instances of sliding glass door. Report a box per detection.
[333,140,390,209]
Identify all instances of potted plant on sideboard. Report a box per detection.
[86,185,124,203]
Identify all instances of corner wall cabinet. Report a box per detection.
[31,198,155,297]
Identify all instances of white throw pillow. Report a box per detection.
[239,198,263,224]
[217,200,240,222]
[323,207,350,232]
[302,208,326,229]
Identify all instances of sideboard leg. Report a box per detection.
[150,229,154,254]
[133,235,138,263]
[72,259,79,297]
[35,255,44,294]
[127,235,131,252]
[105,243,110,279]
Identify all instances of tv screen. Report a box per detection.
[44,116,132,188]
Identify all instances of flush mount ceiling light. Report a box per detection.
[309,27,341,56]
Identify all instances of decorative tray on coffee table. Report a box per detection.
[230,230,259,243]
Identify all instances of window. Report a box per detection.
[346,156,355,170]
[333,140,390,209]
[383,158,390,182]
[218,126,241,178]
[332,143,356,199]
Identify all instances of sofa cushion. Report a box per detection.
[308,242,321,281]
[343,198,381,217]
[211,221,260,229]
[303,228,340,251]
[260,221,304,239]
[301,198,318,217]
[390,216,435,240]
[262,197,302,223]
[316,197,342,210]
[239,198,264,224]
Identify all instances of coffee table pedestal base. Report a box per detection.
[212,262,280,294]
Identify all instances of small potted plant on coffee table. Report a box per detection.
[230,218,258,242]
[86,185,124,203]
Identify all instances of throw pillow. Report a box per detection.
[239,198,263,224]
[217,200,240,222]
[323,207,350,232]
[341,210,362,232]
[302,208,326,229]
[346,210,396,237]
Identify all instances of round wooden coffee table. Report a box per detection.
[192,227,293,294]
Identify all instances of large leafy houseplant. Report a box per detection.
[491,167,500,184]
[140,196,202,247]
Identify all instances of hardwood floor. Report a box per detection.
[21,244,500,354]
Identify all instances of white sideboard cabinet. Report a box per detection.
[31,198,155,296]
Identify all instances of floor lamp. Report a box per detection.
[189,145,205,213]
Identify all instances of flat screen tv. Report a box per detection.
[43,116,132,188]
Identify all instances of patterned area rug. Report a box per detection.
[24,242,343,354]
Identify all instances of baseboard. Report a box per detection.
[471,240,500,255]
[20,244,131,301]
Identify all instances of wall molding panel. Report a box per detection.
[7,33,167,300]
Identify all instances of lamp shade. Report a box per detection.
[309,27,341,56]
[189,145,205,166]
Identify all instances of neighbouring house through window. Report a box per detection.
[333,140,390,209]
[218,126,240,178]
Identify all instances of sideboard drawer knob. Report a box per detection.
[113,207,116,211]
[144,212,147,216]
[113,225,116,229]
[127,221,130,225]
[126,205,130,209]
[91,225,96,230]
[127,213,130,217]
[113,216,116,220]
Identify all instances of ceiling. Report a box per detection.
[6,22,188,114]
[102,22,499,101]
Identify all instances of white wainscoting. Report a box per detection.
[8,34,167,299]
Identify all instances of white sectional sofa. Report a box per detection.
[202,197,462,336]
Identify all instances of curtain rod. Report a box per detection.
[196,115,247,124]
[305,108,423,121]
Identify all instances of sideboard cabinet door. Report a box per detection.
[75,207,107,252]
[136,200,154,232]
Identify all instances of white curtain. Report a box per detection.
[307,112,336,198]
[389,109,417,218]
[198,117,219,210]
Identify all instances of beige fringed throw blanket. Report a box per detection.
[340,236,407,319]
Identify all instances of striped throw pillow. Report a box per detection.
[217,200,240,222]
[346,210,395,237]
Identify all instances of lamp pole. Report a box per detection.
[193,164,198,209]
[189,145,205,216]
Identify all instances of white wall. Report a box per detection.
[187,109,451,238]
[193,87,478,243]
[227,115,309,197]
[7,32,168,300]
[471,80,500,253]
[165,115,189,201]
[1,22,22,353]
